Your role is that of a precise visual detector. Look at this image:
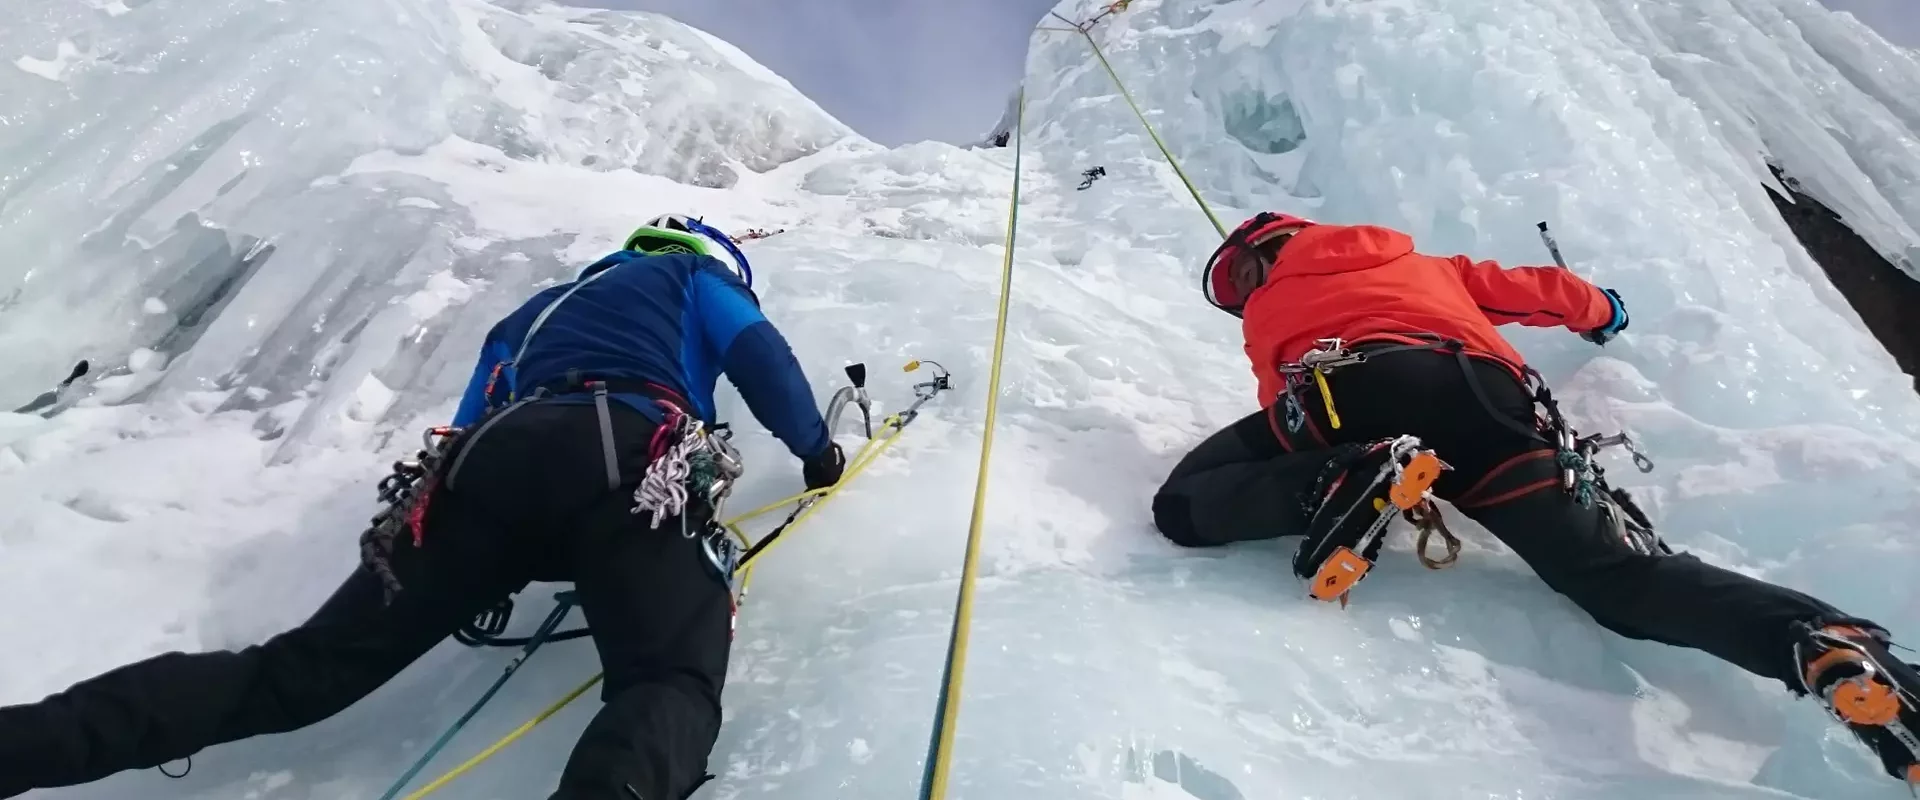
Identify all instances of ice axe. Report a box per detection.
[12,359,89,415]
[824,362,873,440]
[1537,221,1571,271]
[1538,221,1623,347]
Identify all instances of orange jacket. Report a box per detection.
[1241,224,1614,405]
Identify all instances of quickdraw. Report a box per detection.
[358,425,463,604]
[631,405,746,530]
[629,398,750,593]
[1276,337,1369,429]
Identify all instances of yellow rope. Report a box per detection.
[1047,11,1228,238]
[397,674,604,800]
[1312,368,1342,429]
[728,416,911,598]
[917,88,1026,800]
[398,414,916,799]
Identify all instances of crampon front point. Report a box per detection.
[1307,443,1443,608]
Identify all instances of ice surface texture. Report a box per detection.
[2,0,1918,798]
[0,0,847,431]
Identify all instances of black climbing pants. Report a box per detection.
[0,401,731,800]
[1152,409,1336,547]
[1153,347,1852,689]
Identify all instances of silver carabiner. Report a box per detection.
[1583,432,1656,474]
[1622,437,1656,473]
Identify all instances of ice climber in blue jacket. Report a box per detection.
[0,214,847,800]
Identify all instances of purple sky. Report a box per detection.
[579,0,1918,146]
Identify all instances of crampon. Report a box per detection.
[1292,435,1449,608]
[1797,622,1920,789]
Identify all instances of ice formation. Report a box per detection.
[1,0,1917,798]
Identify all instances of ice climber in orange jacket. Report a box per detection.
[1153,212,1920,788]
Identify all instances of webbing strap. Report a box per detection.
[513,266,620,368]
[1452,349,1551,445]
[443,397,537,490]
[1312,338,1552,446]
[591,383,621,490]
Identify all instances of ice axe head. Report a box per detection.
[844,363,867,389]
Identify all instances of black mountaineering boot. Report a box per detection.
[1796,621,1920,788]
[1292,436,1444,606]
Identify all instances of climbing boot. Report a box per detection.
[1796,621,1920,787]
[1292,435,1444,606]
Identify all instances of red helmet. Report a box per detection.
[1202,212,1315,318]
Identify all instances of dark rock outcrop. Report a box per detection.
[1764,168,1920,395]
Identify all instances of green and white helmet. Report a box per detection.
[624,214,754,288]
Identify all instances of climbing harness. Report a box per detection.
[379,244,726,617]
[1277,333,1656,493]
[450,361,951,651]
[1076,166,1106,190]
[381,360,955,800]
[363,372,687,610]
[1274,329,1663,604]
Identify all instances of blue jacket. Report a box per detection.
[450,250,832,460]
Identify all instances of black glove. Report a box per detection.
[1581,288,1629,346]
[802,443,846,491]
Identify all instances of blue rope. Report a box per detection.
[378,591,579,800]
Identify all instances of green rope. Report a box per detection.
[687,450,718,497]
[1556,449,1596,507]
[1051,12,1228,238]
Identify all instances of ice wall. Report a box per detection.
[942,0,1920,797]
[0,0,850,440]
[3,0,1920,799]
